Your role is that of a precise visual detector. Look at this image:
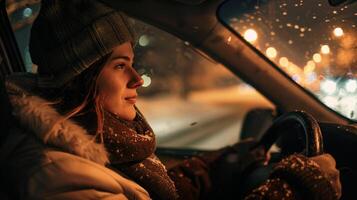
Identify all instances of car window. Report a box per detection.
[132,19,274,149]
[7,1,274,150]
[218,0,357,121]
[6,0,40,72]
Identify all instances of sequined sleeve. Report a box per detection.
[245,178,299,200]
[245,154,339,200]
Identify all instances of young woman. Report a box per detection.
[1,0,341,199]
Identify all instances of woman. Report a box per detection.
[1,0,341,199]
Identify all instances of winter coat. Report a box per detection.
[0,74,150,200]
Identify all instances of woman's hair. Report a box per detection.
[41,53,111,141]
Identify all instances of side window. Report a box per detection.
[132,19,274,150]
[7,2,274,150]
[6,0,40,72]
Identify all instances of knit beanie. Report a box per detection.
[30,0,136,88]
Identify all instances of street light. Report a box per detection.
[141,75,152,87]
[243,29,258,43]
[266,47,277,58]
[321,45,330,54]
[333,27,344,37]
[279,57,289,67]
[313,53,322,63]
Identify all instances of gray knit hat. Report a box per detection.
[30,0,136,88]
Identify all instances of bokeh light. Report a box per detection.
[321,79,337,95]
[141,74,152,87]
[266,47,277,58]
[279,57,289,67]
[333,27,344,37]
[321,45,330,54]
[313,53,322,63]
[244,29,258,43]
[23,8,33,18]
[345,79,357,93]
[139,35,150,47]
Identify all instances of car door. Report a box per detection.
[0,0,26,144]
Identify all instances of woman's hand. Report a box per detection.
[310,154,342,199]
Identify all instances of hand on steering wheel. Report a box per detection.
[238,110,324,195]
[249,110,341,199]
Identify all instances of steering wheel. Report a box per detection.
[238,110,324,197]
[256,110,324,157]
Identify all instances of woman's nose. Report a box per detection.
[127,67,144,89]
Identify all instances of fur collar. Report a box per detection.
[6,78,109,166]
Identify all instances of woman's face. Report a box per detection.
[97,42,143,121]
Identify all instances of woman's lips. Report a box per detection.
[125,96,137,104]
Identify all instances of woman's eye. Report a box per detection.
[115,64,125,69]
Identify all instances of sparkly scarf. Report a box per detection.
[103,109,179,200]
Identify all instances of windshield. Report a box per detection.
[218,0,357,121]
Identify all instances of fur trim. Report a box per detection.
[6,81,109,166]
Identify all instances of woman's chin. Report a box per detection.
[120,107,137,121]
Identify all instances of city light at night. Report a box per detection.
[333,27,344,37]
[321,79,337,95]
[304,61,316,74]
[243,29,258,43]
[321,45,330,54]
[307,60,316,68]
[139,35,150,47]
[279,57,289,67]
[266,47,277,58]
[345,79,357,93]
[226,0,357,120]
[313,53,322,63]
[141,74,152,87]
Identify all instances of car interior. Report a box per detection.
[1,0,357,199]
